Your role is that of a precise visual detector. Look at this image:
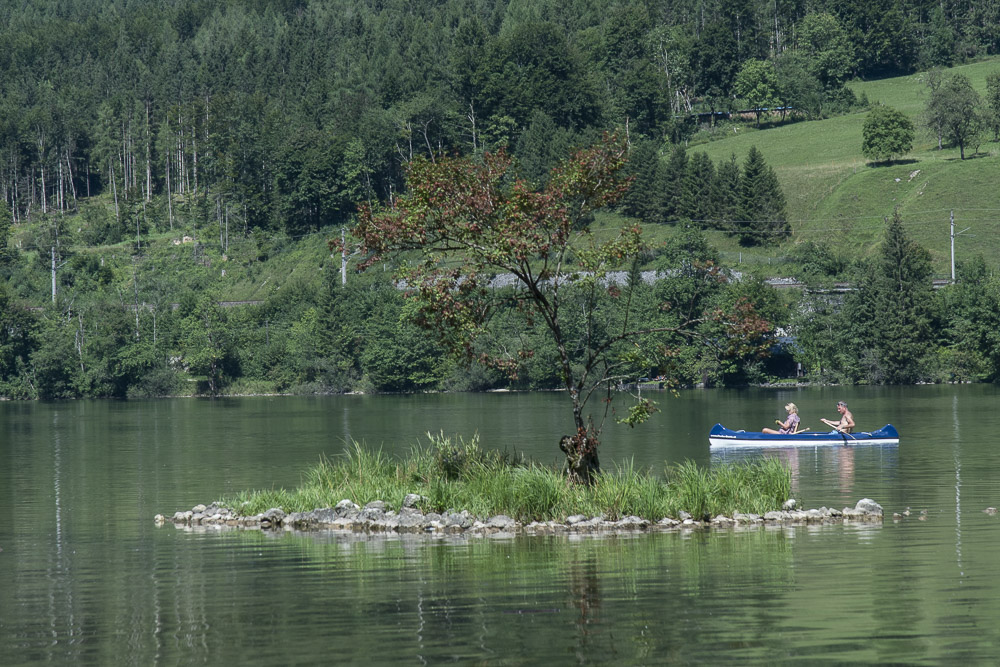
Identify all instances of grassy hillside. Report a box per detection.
[689,56,1000,277]
[9,217,338,308]
[10,57,1000,305]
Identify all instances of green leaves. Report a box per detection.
[734,59,779,127]
[925,73,986,159]
[862,104,914,163]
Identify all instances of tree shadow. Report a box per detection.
[867,158,919,168]
[938,152,992,162]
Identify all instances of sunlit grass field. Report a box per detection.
[682,56,1000,276]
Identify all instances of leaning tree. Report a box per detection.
[337,134,769,483]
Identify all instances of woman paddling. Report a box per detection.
[763,403,800,434]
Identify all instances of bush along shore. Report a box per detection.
[155,435,885,535]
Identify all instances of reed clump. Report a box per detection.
[223,433,791,522]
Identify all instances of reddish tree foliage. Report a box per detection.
[335,134,770,484]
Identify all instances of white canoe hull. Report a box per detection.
[709,423,900,449]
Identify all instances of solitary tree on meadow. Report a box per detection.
[861,104,915,163]
[924,74,985,159]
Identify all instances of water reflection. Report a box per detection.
[838,446,855,497]
[568,556,601,661]
[712,443,897,509]
[953,393,962,578]
[5,387,1000,665]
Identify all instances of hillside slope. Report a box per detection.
[691,57,1000,275]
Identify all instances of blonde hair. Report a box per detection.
[785,403,798,414]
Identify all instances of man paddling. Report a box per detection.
[821,401,855,433]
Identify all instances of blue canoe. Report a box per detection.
[709,423,899,449]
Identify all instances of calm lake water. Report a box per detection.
[2,385,1000,664]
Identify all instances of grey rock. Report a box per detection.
[375,516,399,531]
[616,516,649,528]
[310,508,338,524]
[162,493,889,534]
[263,508,286,521]
[402,494,427,508]
[487,515,516,530]
[335,499,360,516]
[360,507,385,522]
[397,509,427,529]
[441,511,473,529]
[855,498,883,515]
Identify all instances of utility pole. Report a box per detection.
[51,246,70,304]
[341,227,347,287]
[950,210,972,283]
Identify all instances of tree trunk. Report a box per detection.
[560,393,601,485]
[560,428,601,486]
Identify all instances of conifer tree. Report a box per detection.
[714,153,741,231]
[619,139,665,224]
[679,151,716,225]
[840,212,934,383]
[737,146,787,246]
[661,144,688,222]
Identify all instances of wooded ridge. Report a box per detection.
[1,0,999,400]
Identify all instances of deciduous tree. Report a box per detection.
[341,135,769,483]
[861,104,915,163]
[984,71,1000,141]
[734,59,779,128]
[925,74,985,159]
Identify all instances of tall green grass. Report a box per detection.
[221,435,792,523]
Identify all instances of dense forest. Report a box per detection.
[5,0,1000,228]
[1,0,999,399]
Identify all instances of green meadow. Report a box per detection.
[681,56,1000,276]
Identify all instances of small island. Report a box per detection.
[155,437,885,535]
[157,497,885,536]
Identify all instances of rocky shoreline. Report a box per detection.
[155,497,886,536]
